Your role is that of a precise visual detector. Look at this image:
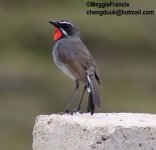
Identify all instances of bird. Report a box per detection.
[49,20,100,115]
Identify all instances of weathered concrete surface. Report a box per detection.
[33,113,156,150]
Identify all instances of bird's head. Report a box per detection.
[49,20,77,41]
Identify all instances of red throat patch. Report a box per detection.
[54,27,62,41]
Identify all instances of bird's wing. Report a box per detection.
[57,38,100,82]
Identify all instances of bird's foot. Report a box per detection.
[58,108,83,115]
[71,107,83,114]
[58,109,72,115]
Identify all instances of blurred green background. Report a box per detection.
[0,0,156,149]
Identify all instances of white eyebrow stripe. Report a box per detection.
[59,21,73,26]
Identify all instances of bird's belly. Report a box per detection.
[53,52,76,80]
[57,63,76,81]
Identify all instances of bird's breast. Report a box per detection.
[52,44,76,81]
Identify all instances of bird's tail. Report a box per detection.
[87,74,100,115]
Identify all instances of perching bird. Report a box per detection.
[49,20,100,115]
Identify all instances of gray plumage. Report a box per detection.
[50,20,100,114]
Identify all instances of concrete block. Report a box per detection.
[33,113,156,150]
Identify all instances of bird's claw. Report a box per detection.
[58,108,83,115]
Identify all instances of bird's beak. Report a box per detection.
[48,20,57,26]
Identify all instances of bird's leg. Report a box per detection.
[76,85,86,112]
[67,85,86,114]
[64,80,79,113]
